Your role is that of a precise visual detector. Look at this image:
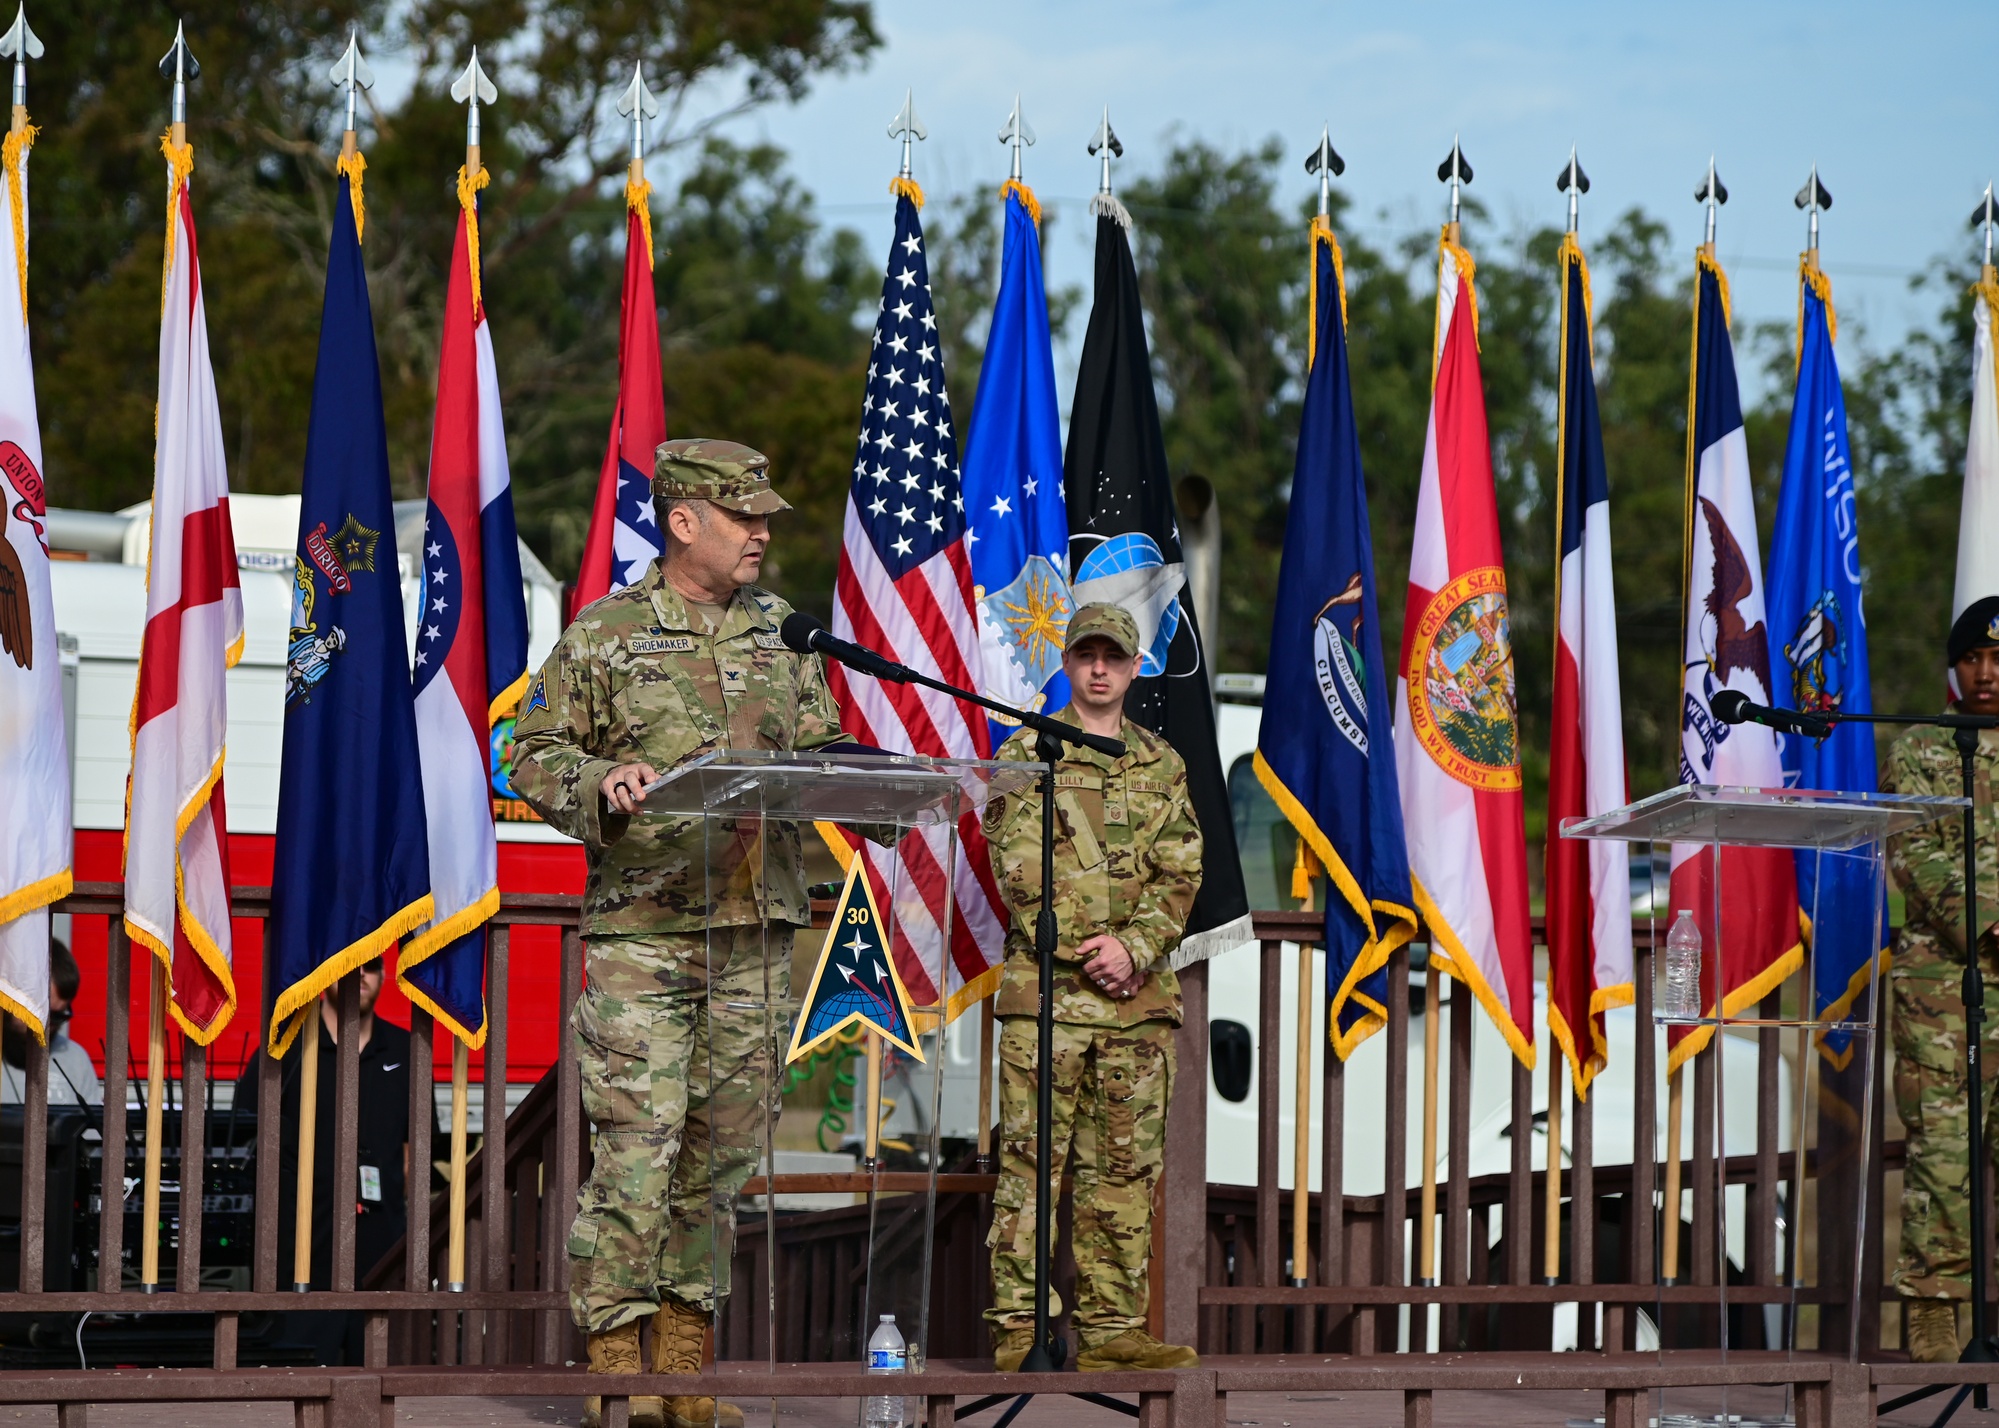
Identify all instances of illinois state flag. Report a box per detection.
[572,177,666,615]
[268,165,432,1055]
[1671,251,1800,1074]
[400,169,528,1046]
[124,135,243,1044]
[1257,217,1416,1058]
[1767,262,1885,1067]
[0,115,72,1040]
[1393,230,1535,1067]
[1545,233,1632,1096]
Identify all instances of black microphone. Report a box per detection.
[1711,689,1833,741]
[779,612,917,684]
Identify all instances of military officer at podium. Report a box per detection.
[513,439,843,1428]
[981,603,1204,1373]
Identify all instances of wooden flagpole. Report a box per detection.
[292,1005,320,1291]
[1418,969,1442,1287]
[448,1035,470,1291]
[1662,1064,1684,1283]
[976,995,996,1167]
[863,1030,884,1166]
[140,959,167,1291]
[1543,1055,1564,1283]
[1291,942,1313,1286]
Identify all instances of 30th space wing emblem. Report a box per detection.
[786,860,923,1063]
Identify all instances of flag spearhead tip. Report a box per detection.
[1088,105,1121,160]
[616,61,657,121]
[1436,137,1471,186]
[1304,126,1343,178]
[888,88,924,142]
[1793,165,1831,213]
[0,4,42,62]
[1555,147,1588,195]
[450,47,496,107]
[328,28,374,95]
[158,19,199,84]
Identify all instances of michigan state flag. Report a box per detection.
[268,168,432,1054]
[1064,209,1251,966]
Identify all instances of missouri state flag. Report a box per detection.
[400,166,528,1046]
[1671,250,1800,1074]
[573,175,666,615]
[268,163,432,1054]
[124,133,243,1045]
[1393,229,1535,1067]
[1257,216,1416,1058]
[1767,260,1886,1067]
[1545,233,1633,1096]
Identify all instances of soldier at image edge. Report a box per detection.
[1885,593,1999,1365]
[981,600,1204,1373]
[510,438,842,1428]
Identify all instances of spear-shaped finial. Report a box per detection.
[1695,157,1728,252]
[1089,107,1122,195]
[1973,184,1997,275]
[2,3,43,126]
[1304,125,1344,219]
[888,89,925,181]
[1437,136,1471,229]
[450,47,497,170]
[999,94,1034,183]
[158,21,200,138]
[617,60,657,181]
[1555,147,1589,235]
[1795,164,1832,258]
[328,27,374,154]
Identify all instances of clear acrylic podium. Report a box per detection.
[1564,785,1965,1419]
[636,749,1040,1397]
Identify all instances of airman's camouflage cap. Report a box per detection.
[652,438,792,515]
[1065,602,1141,658]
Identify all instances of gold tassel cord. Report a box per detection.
[159,132,196,314]
[1307,214,1349,366]
[1696,246,1733,329]
[889,174,925,211]
[1438,227,1480,352]
[458,163,490,316]
[1557,231,1595,359]
[1796,255,1837,360]
[1290,838,1324,907]
[336,149,367,244]
[3,122,35,318]
[626,174,656,271]
[998,177,1042,228]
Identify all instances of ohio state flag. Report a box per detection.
[124,136,243,1044]
[1393,230,1535,1067]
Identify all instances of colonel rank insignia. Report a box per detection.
[786,859,923,1063]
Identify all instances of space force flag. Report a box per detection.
[963,180,1073,731]
[268,165,432,1055]
[1256,218,1416,1057]
[1545,234,1633,1095]
[1393,230,1536,1066]
[400,167,529,1046]
[1767,262,1886,1067]
[0,109,73,1041]
[1671,251,1800,1075]
[124,133,243,1045]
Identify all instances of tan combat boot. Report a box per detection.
[584,1319,665,1428]
[1075,1329,1200,1372]
[991,1326,1034,1373]
[654,1297,744,1428]
[1908,1300,1962,1364]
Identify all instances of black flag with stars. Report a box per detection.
[1064,213,1251,965]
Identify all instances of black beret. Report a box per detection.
[1948,595,1999,665]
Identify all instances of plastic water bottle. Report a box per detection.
[1664,909,1702,1020]
[863,1313,907,1428]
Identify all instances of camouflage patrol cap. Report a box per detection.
[1948,595,1999,665]
[652,438,792,515]
[1065,602,1141,658]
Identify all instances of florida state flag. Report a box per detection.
[1393,230,1535,1067]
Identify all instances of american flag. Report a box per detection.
[828,188,1008,1019]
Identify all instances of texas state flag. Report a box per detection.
[401,174,528,1046]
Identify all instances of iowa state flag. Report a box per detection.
[125,134,243,1044]
[1257,218,1416,1057]
[400,169,528,1046]
[573,179,666,615]
[1767,261,1885,1067]
[1545,234,1633,1096]
[268,167,432,1054]
[1393,230,1535,1067]
[1671,251,1800,1074]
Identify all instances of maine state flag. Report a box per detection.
[963,180,1072,730]
[1767,260,1885,1067]
[1255,220,1417,1057]
[268,169,432,1055]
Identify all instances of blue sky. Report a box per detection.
[692,0,1999,398]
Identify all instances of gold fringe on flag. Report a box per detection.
[159,131,195,313]
[1438,226,1480,353]
[336,149,367,243]
[998,177,1041,228]
[457,163,490,316]
[1306,213,1348,366]
[1290,838,1325,907]
[3,121,35,317]
[889,174,925,210]
[1795,255,1836,360]
[1696,246,1733,328]
[1558,231,1594,353]
[626,174,655,271]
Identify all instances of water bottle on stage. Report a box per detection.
[864,1314,907,1428]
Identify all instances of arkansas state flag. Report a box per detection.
[400,169,528,1046]
[124,135,244,1044]
[1545,233,1632,1096]
[572,179,666,615]
[1671,251,1801,1074]
[1393,229,1535,1067]
[0,115,72,1041]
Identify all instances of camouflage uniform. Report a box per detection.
[511,441,841,1333]
[1884,721,1999,1301]
[979,687,1203,1342]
